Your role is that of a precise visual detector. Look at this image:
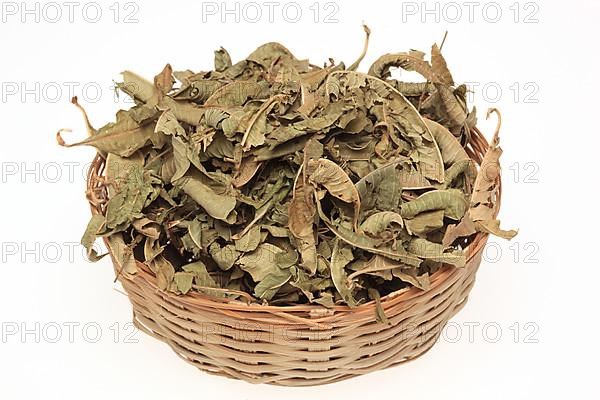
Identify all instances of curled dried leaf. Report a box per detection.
[308,158,361,230]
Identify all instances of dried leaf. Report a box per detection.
[368,51,435,81]
[241,95,286,149]
[431,43,454,86]
[237,243,284,282]
[368,288,390,324]
[177,174,236,221]
[254,267,292,300]
[289,173,318,274]
[81,214,107,261]
[204,81,264,107]
[58,106,165,157]
[214,47,232,72]
[442,212,477,247]
[330,239,357,307]
[401,189,468,220]
[435,83,467,127]
[469,109,517,240]
[173,272,194,294]
[308,158,361,230]
[234,225,262,252]
[210,243,240,270]
[118,71,155,103]
[405,210,445,237]
[360,211,404,237]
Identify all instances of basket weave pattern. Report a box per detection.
[87,128,498,386]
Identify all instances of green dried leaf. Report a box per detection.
[154,256,175,290]
[210,243,240,271]
[405,210,445,236]
[173,272,194,294]
[392,267,430,290]
[360,211,404,237]
[254,267,292,300]
[155,110,186,137]
[81,214,107,261]
[234,225,262,252]
[237,243,284,282]
[368,51,435,81]
[182,260,219,287]
[469,109,517,240]
[424,118,470,166]
[118,71,155,103]
[435,83,467,127]
[241,96,284,149]
[368,288,390,324]
[105,165,161,230]
[289,171,318,274]
[355,163,404,214]
[214,47,232,72]
[204,81,264,107]
[308,158,361,229]
[401,189,468,220]
[330,239,357,307]
[246,42,298,69]
[58,106,166,157]
[177,174,236,221]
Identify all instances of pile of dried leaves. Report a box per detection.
[59,28,516,308]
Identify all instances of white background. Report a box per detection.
[0,0,598,398]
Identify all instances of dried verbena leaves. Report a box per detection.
[63,29,515,309]
[468,109,518,240]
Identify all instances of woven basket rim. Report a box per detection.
[87,126,499,315]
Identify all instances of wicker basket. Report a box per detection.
[86,127,499,386]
